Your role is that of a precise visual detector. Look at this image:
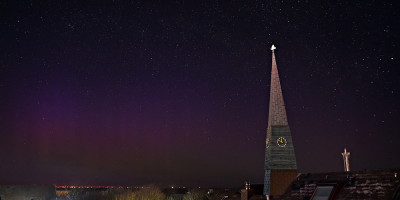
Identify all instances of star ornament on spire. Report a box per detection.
[270,44,276,51]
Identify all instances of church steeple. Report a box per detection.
[264,45,297,197]
[268,45,288,126]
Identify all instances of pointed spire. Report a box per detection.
[342,148,351,172]
[268,45,288,126]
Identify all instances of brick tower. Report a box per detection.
[263,45,297,197]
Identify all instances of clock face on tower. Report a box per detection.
[277,137,287,147]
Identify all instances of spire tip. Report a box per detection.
[271,44,276,51]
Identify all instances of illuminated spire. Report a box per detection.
[342,148,351,172]
[268,45,288,126]
[264,45,297,197]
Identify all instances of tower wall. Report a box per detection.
[265,126,297,169]
[264,126,297,196]
[270,169,298,196]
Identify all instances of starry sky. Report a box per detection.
[0,1,399,188]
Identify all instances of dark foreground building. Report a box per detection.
[243,169,400,200]
[282,169,400,200]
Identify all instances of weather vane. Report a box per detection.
[270,44,276,51]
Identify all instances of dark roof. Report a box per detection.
[276,169,400,200]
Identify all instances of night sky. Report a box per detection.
[1,1,399,188]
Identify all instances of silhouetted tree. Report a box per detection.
[183,189,207,200]
[134,184,167,200]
